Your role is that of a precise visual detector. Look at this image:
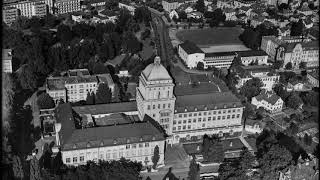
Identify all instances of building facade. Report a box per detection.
[2,49,13,73]
[31,2,47,17]
[4,0,52,18]
[162,0,180,12]
[54,0,81,15]
[136,57,176,136]
[118,2,136,15]
[2,7,19,25]
[204,52,236,69]
[307,71,319,87]
[178,41,205,69]
[46,69,115,103]
[55,103,166,166]
[237,50,268,66]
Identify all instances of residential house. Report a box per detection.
[298,2,313,16]
[162,0,180,12]
[118,2,136,15]
[204,52,237,69]
[217,0,234,9]
[238,6,252,17]
[251,90,284,113]
[303,17,314,29]
[169,9,179,20]
[277,26,291,37]
[244,119,265,134]
[2,6,19,25]
[286,80,313,92]
[187,11,203,19]
[250,16,265,28]
[307,70,319,87]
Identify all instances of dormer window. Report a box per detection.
[214,106,217,109]
[100,141,104,146]
[233,104,236,108]
[185,108,187,112]
[195,108,197,111]
[113,139,117,144]
[127,139,130,143]
[152,136,156,141]
[87,142,91,148]
[140,137,143,142]
[224,105,227,108]
[73,144,77,149]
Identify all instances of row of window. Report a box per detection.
[176,109,241,118]
[173,121,238,131]
[125,142,150,149]
[147,103,171,110]
[66,83,96,89]
[174,114,241,125]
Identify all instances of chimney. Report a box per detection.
[230,142,233,147]
[197,145,200,151]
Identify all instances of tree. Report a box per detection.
[285,62,293,70]
[30,156,41,180]
[152,145,160,169]
[290,20,304,36]
[239,28,260,50]
[202,135,224,162]
[259,144,293,179]
[240,77,263,100]
[17,65,38,90]
[243,103,256,122]
[12,155,24,180]
[195,0,205,13]
[239,147,255,171]
[57,24,73,44]
[93,62,109,74]
[273,83,290,101]
[287,122,299,136]
[86,92,95,105]
[172,15,178,24]
[196,62,204,70]
[303,133,312,146]
[37,93,55,109]
[95,83,112,104]
[188,157,200,180]
[286,93,303,109]
[178,11,187,20]
[301,91,319,106]
[273,60,284,69]
[141,28,151,40]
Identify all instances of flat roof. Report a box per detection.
[72,101,137,115]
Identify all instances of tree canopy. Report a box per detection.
[95,83,112,104]
[240,77,263,101]
[202,134,224,162]
[188,157,200,180]
[37,93,55,109]
[286,93,303,109]
[152,145,160,169]
[195,0,205,13]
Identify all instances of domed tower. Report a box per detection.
[136,56,176,136]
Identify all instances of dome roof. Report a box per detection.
[142,56,172,81]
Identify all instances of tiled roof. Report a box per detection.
[72,101,137,115]
[96,74,114,86]
[94,113,136,126]
[253,90,282,105]
[64,76,98,84]
[281,40,319,52]
[236,50,267,57]
[308,71,319,80]
[179,40,204,54]
[61,118,166,151]
[175,91,243,113]
[47,77,66,91]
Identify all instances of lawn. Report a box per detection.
[176,27,245,46]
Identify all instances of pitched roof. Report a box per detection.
[2,49,12,60]
[175,91,243,113]
[142,57,172,81]
[72,101,137,115]
[179,40,204,54]
[58,104,166,151]
[253,90,282,105]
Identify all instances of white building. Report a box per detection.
[2,6,19,25]
[251,90,284,113]
[234,65,280,91]
[46,69,115,103]
[55,103,166,167]
[4,0,53,18]
[244,119,265,134]
[118,2,136,15]
[237,50,268,66]
[217,0,234,9]
[54,0,81,15]
[307,71,319,87]
[178,41,205,69]
[2,49,13,73]
[204,52,237,69]
[162,0,180,12]
[169,10,179,20]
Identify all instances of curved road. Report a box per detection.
[149,8,210,75]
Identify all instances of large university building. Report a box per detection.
[54,56,244,166]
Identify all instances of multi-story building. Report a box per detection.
[2,49,13,73]
[31,2,47,17]
[233,65,280,91]
[55,103,166,166]
[54,0,81,15]
[137,56,244,144]
[237,50,268,66]
[118,2,137,15]
[233,0,255,8]
[162,0,181,12]
[178,41,205,69]
[276,40,319,69]
[217,0,234,9]
[2,6,19,25]
[136,56,176,136]
[260,35,313,61]
[204,52,237,69]
[4,0,53,18]
[46,69,115,103]
[307,71,319,87]
[251,90,283,113]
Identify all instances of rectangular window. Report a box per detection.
[126,145,130,149]
[66,158,70,163]
[183,120,186,124]
[173,127,176,131]
[178,121,181,124]
[188,119,191,123]
[158,104,160,109]
[218,116,221,120]
[203,118,206,121]
[183,125,186,130]
[227,115,230,119]
[227,110,231,113]
[163,104,165,108]
[213,111,216,114]
[132,144,137,148]
[147,105,150,110]
[153,105,155,109]
[173,120,176,124]
[202,123,205,127]
[213,116,216,120]
[188,125,191,129]
[204,112,207,115]
[80,156,84,162]
[168,103,171,108]
[232,109,236,112]
[194,113,197,116]
[218,111,221,114]
[208,112,211,115]
[193,119,196,123]
[223,110,226,114]
[139,143,143,148]
[184,114,187,117]
[208,117,211,121]
[222,116,225,120]
[178,114,182,118]
[236,114,240,118]
[73,157,77,163]
[189,113,192,117]
[145,143,149,147]
[198,112,201,116]
[198,118,201,122]
[178,126,181,130]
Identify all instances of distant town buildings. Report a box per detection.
[2,49,13,73]
[233,65,280,91]
[2,6,19,25]
[3,0,52,18]
[307,71,319,87]
[118,2,137,15]
[251,90,284,113]
[54,0,81,15]
[46,69,115,103]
